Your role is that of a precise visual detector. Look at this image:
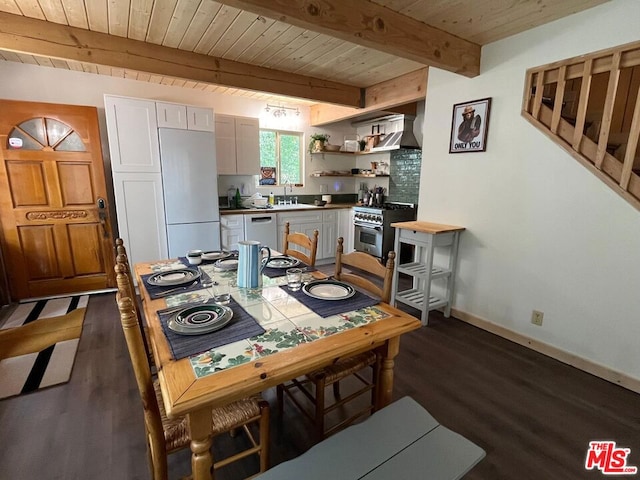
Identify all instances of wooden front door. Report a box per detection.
[0,99,115,300]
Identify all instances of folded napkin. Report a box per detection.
[141,271,205,300]
[280,284,379,318]
[157,298,265,360]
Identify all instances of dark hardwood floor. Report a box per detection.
[1,281,639,479]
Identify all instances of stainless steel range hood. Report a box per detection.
[369,115,420,152]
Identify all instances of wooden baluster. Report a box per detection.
[551,65,567,134]
[532,70,545,120]
[620,83,640,190]
[595,51,622,169]
[522,68,535,114]
[572,58,593,152]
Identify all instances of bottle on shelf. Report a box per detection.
[227,185,236,208]
[234,188,242,209]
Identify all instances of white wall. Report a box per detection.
[420,0,640,380]
[0,61,358,198]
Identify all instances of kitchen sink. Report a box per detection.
[270,203,319,210]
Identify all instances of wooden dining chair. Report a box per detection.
[283,222,319,266]
[116,295,270,480]
[277,237,396,439]
[114,238,155,369]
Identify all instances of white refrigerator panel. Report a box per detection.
[167,222,221,258]
[159,128,219,225]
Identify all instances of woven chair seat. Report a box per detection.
[210,395,263,434]
[309,351,377,384]
[154,381,263,451]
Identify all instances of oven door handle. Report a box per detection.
[355,223,382,231]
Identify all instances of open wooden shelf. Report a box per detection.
[310,150,377,156]
[310,173,389,178]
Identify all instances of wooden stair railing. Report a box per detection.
[522,40,640,212]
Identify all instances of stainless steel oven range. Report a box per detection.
[353,203,417,260]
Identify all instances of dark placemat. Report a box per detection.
[263,261,316,278]
[178,251,238,267]
[141,270,205,299]
[157,298,265,360]
[280,284,379,317]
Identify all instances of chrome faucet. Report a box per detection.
[283,180,292,204]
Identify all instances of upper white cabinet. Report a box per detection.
[187,106,215,131]
[215,114,259,175]
[156,102,214,132]
[104,96,160,173]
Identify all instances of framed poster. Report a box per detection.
[259,166,276,185]
[449,98,492,153]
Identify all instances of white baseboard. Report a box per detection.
[450,307,640,395]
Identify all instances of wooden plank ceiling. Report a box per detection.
[0,0,610,112]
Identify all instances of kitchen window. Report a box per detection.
[259,129,302,185]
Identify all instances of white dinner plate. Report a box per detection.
[147,268,200,287]
[214,258,239,271]
[266,256,300,269]
[302,280,355,301]
[168,304,234,335]
[202,250,231,261]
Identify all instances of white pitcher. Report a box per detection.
[237,240,271,289]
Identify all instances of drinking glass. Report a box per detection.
[286,268,303,291]
[198,266,214,288]
[213,280,231,305]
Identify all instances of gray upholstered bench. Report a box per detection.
[256,396,485,479]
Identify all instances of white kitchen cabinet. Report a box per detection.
[104,96,160,173]
[277,210,322,258]
[157,102,215,132]
[105,95,168,269]
[111,172,168,264]
[156,102,186,129]
[187,106,215,131]
[337,208,355,254]
[221,214,245,251]
[235,116,260,174]
[321,210,338,259]
[215,115,236,175]
[276,209,340,262]
[215,114,259,175]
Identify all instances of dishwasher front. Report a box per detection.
[243,212,278,249]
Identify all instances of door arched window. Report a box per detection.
[7,117,86,152]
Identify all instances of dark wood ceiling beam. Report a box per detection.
[0,12,362,107]
[220,0,481,77]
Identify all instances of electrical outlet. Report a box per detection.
[531,310,544,326]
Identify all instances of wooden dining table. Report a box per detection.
[134,258,421,480]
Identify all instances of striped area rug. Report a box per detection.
[1,295,89,330]
[0,295,89,400]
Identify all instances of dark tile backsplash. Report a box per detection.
[388,149,422,204]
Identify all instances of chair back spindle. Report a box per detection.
[283,222,319,267]
[335,237,395,303]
